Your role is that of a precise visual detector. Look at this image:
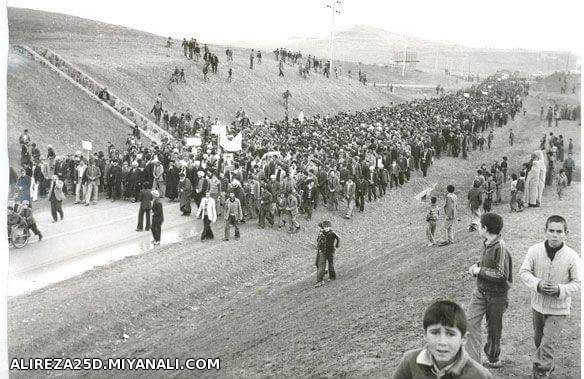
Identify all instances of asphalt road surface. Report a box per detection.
[8,198,198,296]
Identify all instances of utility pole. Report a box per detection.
[402,47,407,77]
[565,52,570,72]
[325,0,342,72]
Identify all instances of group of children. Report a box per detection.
[393,214,580,378]
[424,151,572,246]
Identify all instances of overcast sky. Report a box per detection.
[5,0,584,52]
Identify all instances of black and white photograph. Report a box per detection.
[0,0,582,377]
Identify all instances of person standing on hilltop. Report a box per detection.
[249,49,255,69]
[282,89,292,110]
[181,38,188,57]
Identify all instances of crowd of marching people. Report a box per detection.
[10,73,528,242]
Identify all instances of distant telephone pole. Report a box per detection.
[325,0,342,71]
[565,52,570,72]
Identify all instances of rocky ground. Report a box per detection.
[7,93,581,377]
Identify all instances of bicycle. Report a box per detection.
[8,213,30,249]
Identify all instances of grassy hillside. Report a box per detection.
[7,51,134,167]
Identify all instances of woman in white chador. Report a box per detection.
[524,152,541,207]
[535,150,547,205]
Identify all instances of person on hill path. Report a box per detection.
[425,196,439,246]
[151,190,164,245]
[467,181,482,232]
[197,191,217,240]
[249,49,255,69]
[438,184,457,246]
[282,89,292,110]
[224,191,243,241]
[556,169,567,200]
[563,153,575,186]
[315,220,340,287]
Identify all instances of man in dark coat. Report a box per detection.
[126,161,140,202]
[108,160,123,201]
[315,220,340,287]
[136,183,153,231]
[258,186,274,228]
[177,173,192,216]
[151,190,164,245]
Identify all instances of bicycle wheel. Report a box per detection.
[11,226,30,248]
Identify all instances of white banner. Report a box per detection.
[185,137,202,147]
[220,132,242,152]
[211,123,227,136]
[82,140,92,150]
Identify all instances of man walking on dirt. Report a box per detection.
[315,220,340,287]
[282,89,292,110]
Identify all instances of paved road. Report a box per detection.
[8,198,200,297]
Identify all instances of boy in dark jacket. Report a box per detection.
[315,220,340,287]
[393,300,492,378]
[466,212,512,368]
[151,190,164,245]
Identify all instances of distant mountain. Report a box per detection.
[235,25,579,75]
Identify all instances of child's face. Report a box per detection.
[425,324,466,367]
[545,222,567,248]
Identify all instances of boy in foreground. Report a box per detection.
[519,215,580,378]
[466,213,512,368]
[392,300,492,378]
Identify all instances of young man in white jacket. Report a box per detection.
[197,191,217,241]
[519,215,581,378]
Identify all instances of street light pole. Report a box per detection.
[326,0,342,73]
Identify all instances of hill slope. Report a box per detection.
[7,8,415,126]
[7,51,134,166]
